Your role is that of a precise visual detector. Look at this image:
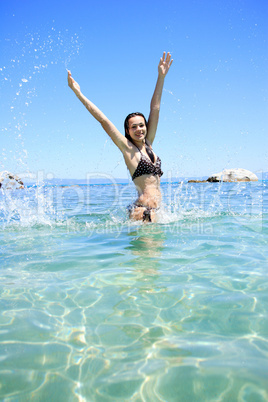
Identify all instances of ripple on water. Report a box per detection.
[1,183,268,400]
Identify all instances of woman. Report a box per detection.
[68,52,173,222]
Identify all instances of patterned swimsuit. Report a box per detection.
[132,145,163,181]
[128,144,163,221]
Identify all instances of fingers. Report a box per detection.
[68,70,76,82]
[161,52,173,66]
[67,70,74,88]
[165,52,172,66]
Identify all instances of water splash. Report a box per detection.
[0,185,60,230]
[0,25,82,173]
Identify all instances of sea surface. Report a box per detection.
[0,180,268,401]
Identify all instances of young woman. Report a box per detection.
[68,52,173,222]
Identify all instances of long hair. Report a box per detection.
[124,112,148,143]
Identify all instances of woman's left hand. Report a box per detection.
[158,52,173,76]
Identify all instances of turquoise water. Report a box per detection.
[1,181,268,401]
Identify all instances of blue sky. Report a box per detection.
[1,0,267,180]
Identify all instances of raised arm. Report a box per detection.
[146,52,173,144]
[67,71,127,152]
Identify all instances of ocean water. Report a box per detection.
[0,180,268,401]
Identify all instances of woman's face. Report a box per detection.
[127,116,147,143]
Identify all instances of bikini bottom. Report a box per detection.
[127,203,159,222]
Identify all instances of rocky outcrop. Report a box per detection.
[0,171,24,189]
[207,169,258,182]
[188,169,258,183]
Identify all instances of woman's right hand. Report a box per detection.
[68,70,81,95]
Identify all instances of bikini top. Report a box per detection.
[132,144,163,181]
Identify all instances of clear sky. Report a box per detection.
[1,0,267,180]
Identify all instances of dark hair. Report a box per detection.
[124,112,148,143]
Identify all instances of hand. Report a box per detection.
[158,52,173,77]
[68,70,81,95]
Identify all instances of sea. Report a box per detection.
[0,179,268,401]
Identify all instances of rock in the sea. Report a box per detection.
[207,168,258,183]
[0,171,24,189]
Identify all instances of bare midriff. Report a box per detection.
[133,175,162,208]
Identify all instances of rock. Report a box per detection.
[0,171,24,189]
[207,168,258,183]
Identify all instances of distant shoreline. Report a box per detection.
[22,174,266,186]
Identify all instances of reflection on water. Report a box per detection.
[128,228,164,255]
[0,182,268,401]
